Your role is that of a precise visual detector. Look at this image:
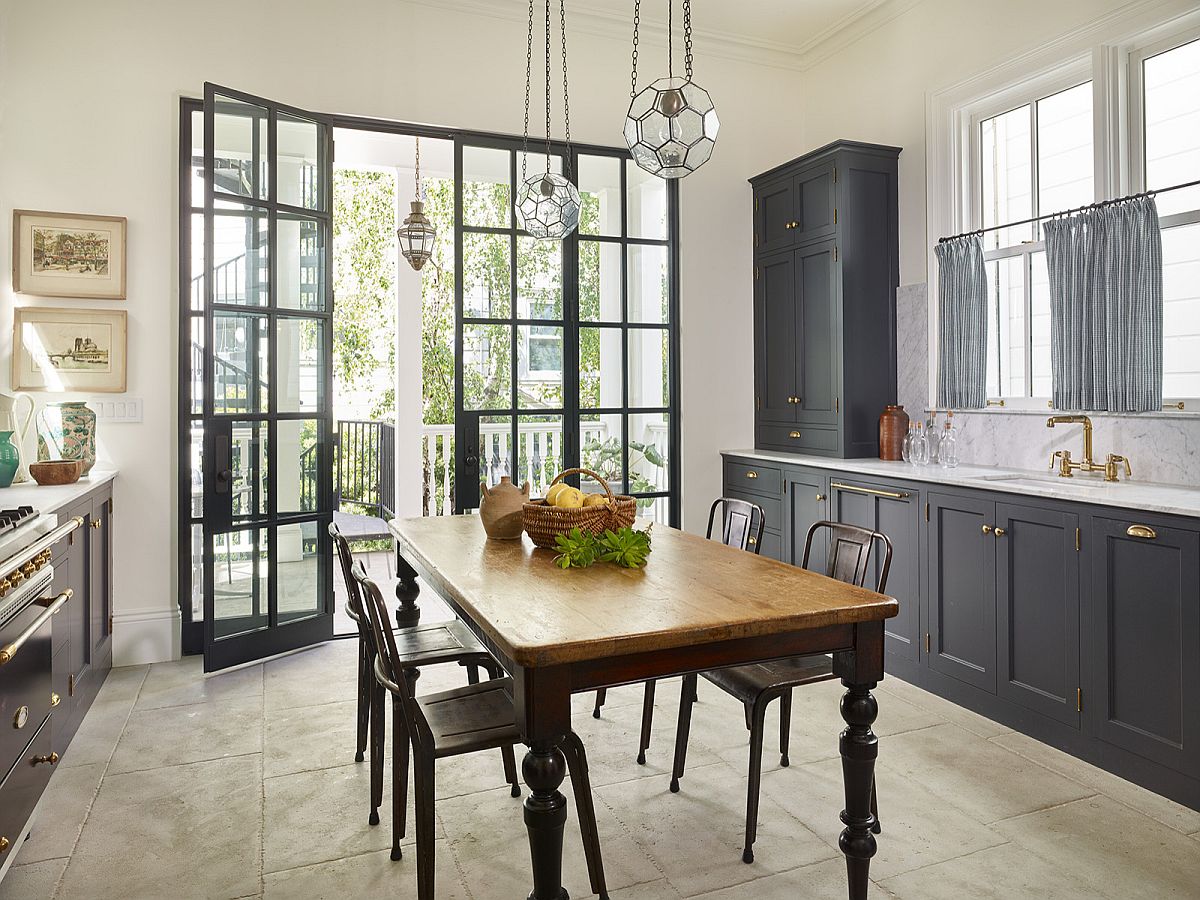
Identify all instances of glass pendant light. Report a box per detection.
[516,0,580,241]
[397,136,437,271]
[624,0,719,179]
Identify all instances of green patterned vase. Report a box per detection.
[0,431,18,488]
[37,402,97,475]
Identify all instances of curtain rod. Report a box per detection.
[938,177,1200,244]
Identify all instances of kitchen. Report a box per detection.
[1,1,1199,898]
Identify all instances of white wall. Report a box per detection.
[0,0,807,663]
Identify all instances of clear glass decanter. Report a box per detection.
[939,420,959,469]
[912,422,929,466]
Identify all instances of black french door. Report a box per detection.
[199,83,335,671]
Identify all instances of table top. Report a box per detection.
[390,516,898,668]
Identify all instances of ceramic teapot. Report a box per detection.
[0,393,35,483]
[479,476,529,540]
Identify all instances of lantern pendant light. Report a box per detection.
[398,136,437,272]
[516,0,581,241]
[624,0,719,179]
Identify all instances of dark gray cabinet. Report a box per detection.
[721,459,785,562]
[783,469,829,573]
[751,140,900,458]
[830,478,921,666]
[995,503,1080,727]
[1091,517,1200,778]
[927,491,997,692]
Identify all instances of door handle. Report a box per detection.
[464,454,479,470]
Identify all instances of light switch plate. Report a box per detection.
[87,398,143,423]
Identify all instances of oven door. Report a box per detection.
[0,568,59,779]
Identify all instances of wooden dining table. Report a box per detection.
[389,515,898,900]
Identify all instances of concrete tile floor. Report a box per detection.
[3,588,1199,898]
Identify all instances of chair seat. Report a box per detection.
[392,619,492,669]
[702,655,836,704]
[416,677,523,758]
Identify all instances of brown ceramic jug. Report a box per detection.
[878,405,909,461]
[480,476,529,540]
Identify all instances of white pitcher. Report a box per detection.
[0,393,35,483]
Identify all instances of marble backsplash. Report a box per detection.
[894,282,1200,487]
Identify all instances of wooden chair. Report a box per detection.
[330,521,493,827]
[591,498,766,764]
[353,564,610,900]
[669,519,891,864]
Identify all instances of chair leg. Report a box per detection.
[779,687,793,768]
[742,696,770,864]
[501,743,521,798]
[592,687,607,719]
[670,673,697,793]
[414,755,437,900]
[354,638,370,763]
[636,680,656,765]
[391,695,409,860]
[871,775,881,834]
[465,663,480,685]
[369,682,385,826]
[562,731,608,900]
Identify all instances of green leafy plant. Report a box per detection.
[553,527,598,569]
[597,526,653,568]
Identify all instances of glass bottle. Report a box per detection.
[901,423,913,463]
[926,410,941,465]
[939,419,959,469]
[912,422,929,466]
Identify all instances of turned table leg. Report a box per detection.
[394,546,421,628]
[523,739,570,900]
[839,678,879,900]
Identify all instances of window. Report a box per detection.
[976,81,1093,402]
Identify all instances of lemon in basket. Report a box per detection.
[545,483,570,505]
[554,487,585,509]
[583,493,609,508]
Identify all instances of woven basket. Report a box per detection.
[522,468,637,549]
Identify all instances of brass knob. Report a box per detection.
[981,524,992,535]
[747,537,757,546]
[816,494,826,502]
[30,751,60,766]
[789,431,802,439]
[13,706,29,729]
[994,527,1007,538]
[745,471,758,479]
[10,570,24,586]
[50,692,61,708]
[90,520,101,530]
[21,562,37,577]
[0,836,9,854]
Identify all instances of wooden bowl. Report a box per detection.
[29,460,83,486]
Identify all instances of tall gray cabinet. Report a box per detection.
[751,141,900,458]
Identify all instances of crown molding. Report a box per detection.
[401,0,912,73]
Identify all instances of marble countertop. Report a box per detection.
[722,450,1200,519]
[0,468,117,516]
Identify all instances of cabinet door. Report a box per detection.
[830,479,920,665]
[1091,517,1200,777]
[795,240,839,427]
[995,503,1080,727]
[784,470,829,574]
[59,499,91,703]
[794,163,836,245]
[90,490,113,672]
[755,177,796,254]
[927,492,996,692]
[755,251,797,423]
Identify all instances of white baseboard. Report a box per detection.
[113,606,180,666]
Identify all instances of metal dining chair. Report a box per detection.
[668,519,892,864]
[590,498,766,764]
[330,521,494,826]
[352,563,609,900]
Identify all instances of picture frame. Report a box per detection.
[12,209,127,300]
[12,307,128,393]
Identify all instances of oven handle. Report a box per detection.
[0,589,72,666]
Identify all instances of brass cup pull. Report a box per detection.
[789,431,802,439]
[994,527,1007,537]
[1127,524,1157,540]
[981,524,992,535]
[30,751,59,767]
[745,471,758,479]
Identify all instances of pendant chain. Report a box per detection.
[667,0,673,78]
[559,0,573,178]
[414,136,421,201]
[684,0,692,80]
[630,0,640,98]
[544,0,552,169]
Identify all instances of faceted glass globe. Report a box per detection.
[515,172,581,240]
[624,76,719,179]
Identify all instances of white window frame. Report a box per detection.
[927,2,1200,413]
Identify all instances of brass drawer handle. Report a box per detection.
[981,524,992,535]
[1126,524,1157,540]
[30,751,60,767]
[830,481,910,501]
[789,431,801,439]
[745,471,758,479]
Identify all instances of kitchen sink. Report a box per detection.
[973,473,1112,489]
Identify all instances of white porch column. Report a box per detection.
[394,164,424,518]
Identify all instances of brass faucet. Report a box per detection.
[1047,415,1132,482]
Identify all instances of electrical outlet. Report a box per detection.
[87,398,143,423]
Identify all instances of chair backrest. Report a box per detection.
[801,520,893,594]
[351,560,427,730]
[706,497,766,554]
[329,521,366,625]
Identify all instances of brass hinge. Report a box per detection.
[925,502,930,522]
[68,674,75,697]
[755,266,760,280]
[833,246,838,262]
[755,232,759,247]
[109,613,114,633]
[924,633,931,654]
[835,397,840,414]
[1075,527,1081,551]
[833,167,838,184]
[755,197,760,211]
[755,395,761,410]
[1077,687,1082,712]
[834,207,838,225]
[69,530,74,546]
[109,498,114,515]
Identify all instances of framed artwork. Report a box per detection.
[12,307,128,393]
[12,209,127,300]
